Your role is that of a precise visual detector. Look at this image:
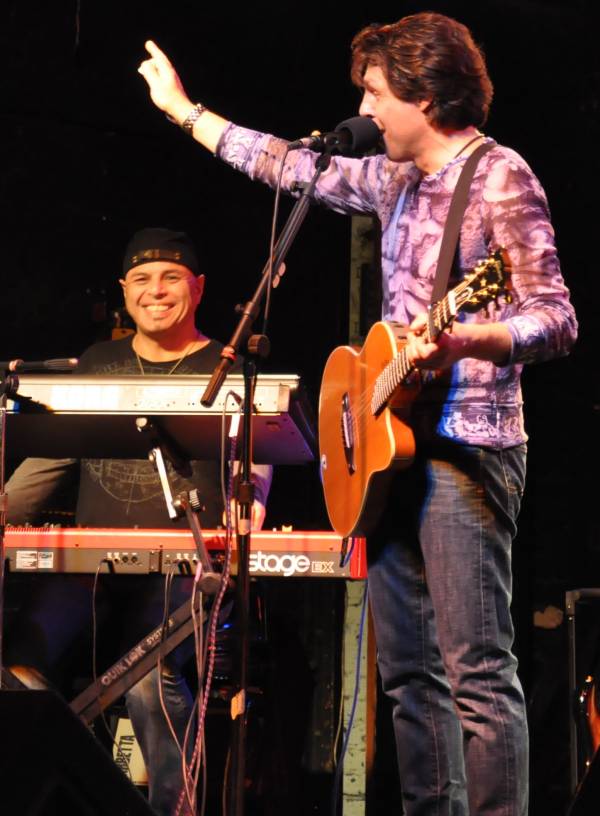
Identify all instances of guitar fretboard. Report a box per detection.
[370,251,507,415]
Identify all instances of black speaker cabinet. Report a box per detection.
[0,689,155,815]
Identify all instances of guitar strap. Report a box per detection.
[430,140,496,307]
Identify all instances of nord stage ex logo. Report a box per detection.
[249,551,340,578]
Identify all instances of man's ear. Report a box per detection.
[119,278,127,296]
[195,274,206,303]
[418,98,433,113]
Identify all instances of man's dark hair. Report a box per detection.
[351,12,493,130]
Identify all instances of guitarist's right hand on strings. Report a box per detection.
[406,313,513,369]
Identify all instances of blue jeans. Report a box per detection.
[367,442,528,816]
[126,661,194,816]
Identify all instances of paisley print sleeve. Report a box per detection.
[481,150,577,364]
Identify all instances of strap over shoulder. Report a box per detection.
[431,140,496,305]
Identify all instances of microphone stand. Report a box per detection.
[0,358,82,687]
[201,150,334,816]
[0,371,18,686]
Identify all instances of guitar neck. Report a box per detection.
[370,277,477,415]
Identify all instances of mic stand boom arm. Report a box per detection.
[200,155,329,408]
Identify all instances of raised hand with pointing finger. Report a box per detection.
[138,40,229,153]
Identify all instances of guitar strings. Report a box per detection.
[342,274,481,445]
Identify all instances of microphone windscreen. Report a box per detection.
[334,116,381,156]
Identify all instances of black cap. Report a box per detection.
[122,228,199,277]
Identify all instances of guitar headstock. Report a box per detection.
[460,248,512,312]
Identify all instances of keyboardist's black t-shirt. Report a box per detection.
[75,336,232,529]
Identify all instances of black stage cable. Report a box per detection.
[175,409,239,815]
[261,145,289,337]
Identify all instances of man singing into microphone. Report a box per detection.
[138,13,576,815]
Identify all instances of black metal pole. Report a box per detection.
[0,373,19,686]
[0,390,7,684]
[0,363,77,687]
[228,356,257,816]
[200,153,333,816]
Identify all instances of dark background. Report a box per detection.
[1,1,598,813]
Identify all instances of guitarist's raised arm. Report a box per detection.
[137,42,394,216]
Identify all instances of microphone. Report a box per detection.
[0,358,79,373]
[288,116,381,157]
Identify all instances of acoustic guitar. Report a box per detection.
[579,673,600,763]
[318,248,512,538]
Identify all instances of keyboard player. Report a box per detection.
[4,227,272,816]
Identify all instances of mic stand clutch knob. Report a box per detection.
[247,334,270,358]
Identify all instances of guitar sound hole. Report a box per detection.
[341,393,356,474]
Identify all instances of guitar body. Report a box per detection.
[318,249,511,538]
[318,322,417,538]
[581,675,600,757]
[589,682,600,754]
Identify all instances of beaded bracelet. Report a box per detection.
[181,103,206,135]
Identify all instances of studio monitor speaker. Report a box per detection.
[0,689,155,815]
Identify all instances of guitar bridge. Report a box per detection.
[341,393,356,475]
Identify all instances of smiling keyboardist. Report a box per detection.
[5,227,271,816]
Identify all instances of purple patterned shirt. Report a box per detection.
[218,125,577,448]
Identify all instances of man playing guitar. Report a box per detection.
[138,13,576,814]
